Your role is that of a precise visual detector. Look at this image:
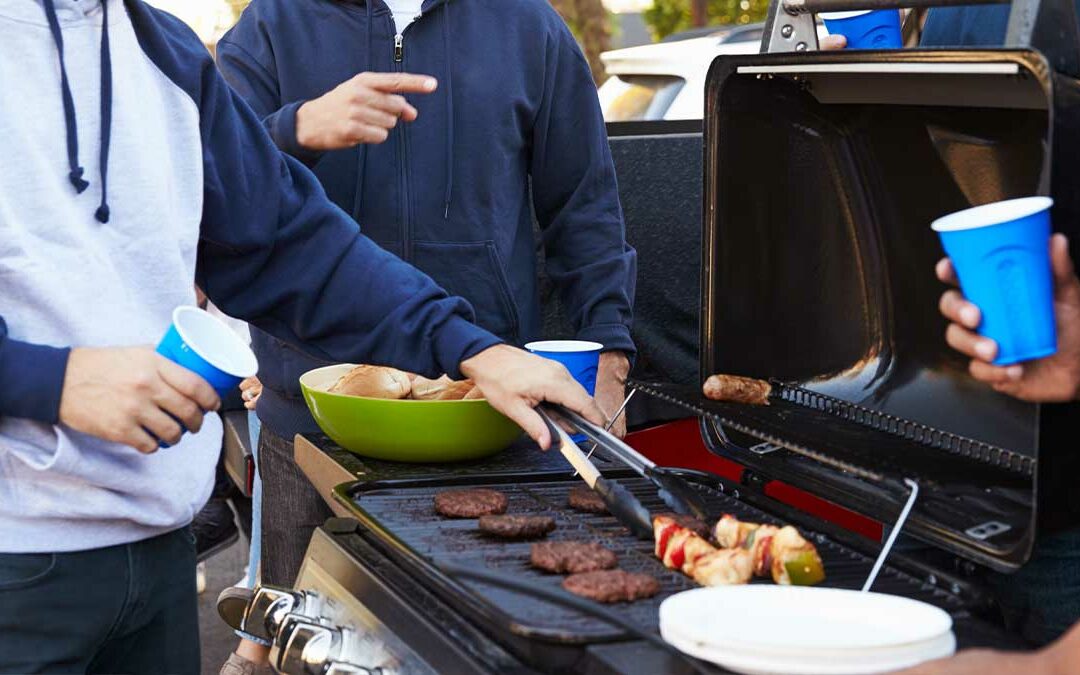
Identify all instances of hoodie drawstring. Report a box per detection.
[95,0,112,223]
[41,0,88,194]
[41,0,112,223]
[442,0,453,220]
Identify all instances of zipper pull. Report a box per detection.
[394,34,404,62]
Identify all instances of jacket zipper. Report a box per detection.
[392,23,411,262]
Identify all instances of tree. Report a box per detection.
[643,0,770,40]
[548,0,613,85]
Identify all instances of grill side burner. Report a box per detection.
[337,471,1011,673]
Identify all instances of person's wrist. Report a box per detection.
[294,100,321,150]
[599,351,630,383]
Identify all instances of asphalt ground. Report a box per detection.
[197,538,248,675]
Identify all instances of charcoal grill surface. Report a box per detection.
[342,473,966,647]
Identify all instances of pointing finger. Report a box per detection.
[360,72,438,94]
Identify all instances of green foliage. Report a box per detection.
[643,0,770,40]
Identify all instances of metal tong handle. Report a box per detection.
[538,405,654,539]
[555,403,656,476]
[574,389,637,476]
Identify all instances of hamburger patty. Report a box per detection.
[477,514,556,539]
[434,489,508,518]
[655,512,710,539]
[530,541,618,574]
[567,484,607,514]
[561,570,660,603]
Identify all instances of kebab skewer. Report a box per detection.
[652,514,825,587]
[714,514,826,586]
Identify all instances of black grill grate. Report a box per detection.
[346,475,965,645]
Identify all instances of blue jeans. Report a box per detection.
[0,528,199,674]
[245,412,262,588]
[987,526,1080,646]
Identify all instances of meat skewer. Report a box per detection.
[653,514,825,587]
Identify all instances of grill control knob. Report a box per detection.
[245,586,308,642]
[277,622,342,675]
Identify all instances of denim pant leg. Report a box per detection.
[0,529,199,675]
[986,526,1080,646]
[245,412,262,588]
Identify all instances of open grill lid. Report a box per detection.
[682,0,1080,572]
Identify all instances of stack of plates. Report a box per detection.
[659,586,956,674]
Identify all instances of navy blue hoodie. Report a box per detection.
[218,0,637,437]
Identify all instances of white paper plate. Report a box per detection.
[659,586,954,652]
[662,622,956,675]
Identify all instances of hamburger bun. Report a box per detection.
[328,365,412,399]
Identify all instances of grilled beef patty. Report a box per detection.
[531,541,618,574]
[655,512,710,539]
[434,489,508,518]
[477,514,556,539]
[567,484,607,514]
[561,569,660,603]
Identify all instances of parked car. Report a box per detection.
[598,23,828,121]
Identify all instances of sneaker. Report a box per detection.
[196,562,207,595]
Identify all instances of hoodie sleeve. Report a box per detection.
[126,6,500,380]
[0,316,69,423]
[530,21,637,358]
[215,34,323,167]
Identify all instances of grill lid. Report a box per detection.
[693,44,1080,571]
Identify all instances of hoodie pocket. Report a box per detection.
[413,241,521,342]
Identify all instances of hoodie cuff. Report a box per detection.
[434,316,503,381]
[269,100,325,167]
[0,339,70,424]
[576,323,637,365]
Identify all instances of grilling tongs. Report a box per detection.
[547,404,711,520]
[538,405,654,540]
[538,404,711,540]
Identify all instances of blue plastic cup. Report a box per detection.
[157,306,258,396]
[155,307,258,446]
[821,10,903,49]
[932,197,1056,366]
[526,340,603,443]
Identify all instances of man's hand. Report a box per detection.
[595,351,630,438]
[59,347,220,453]
[893,620,1080,675]
[938,234,1080,402]
[460,344,606,450]
[891,649,1052,675]
[240,376,262,411]
[296,72,437,151]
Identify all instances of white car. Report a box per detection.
[599,24,829,121]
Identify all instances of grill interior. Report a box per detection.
[344,473,965,647]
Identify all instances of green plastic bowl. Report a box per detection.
[299,364,521,462]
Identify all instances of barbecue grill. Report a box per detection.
[222,0,1080,671]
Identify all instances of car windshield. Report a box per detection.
[598,75,686,122]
